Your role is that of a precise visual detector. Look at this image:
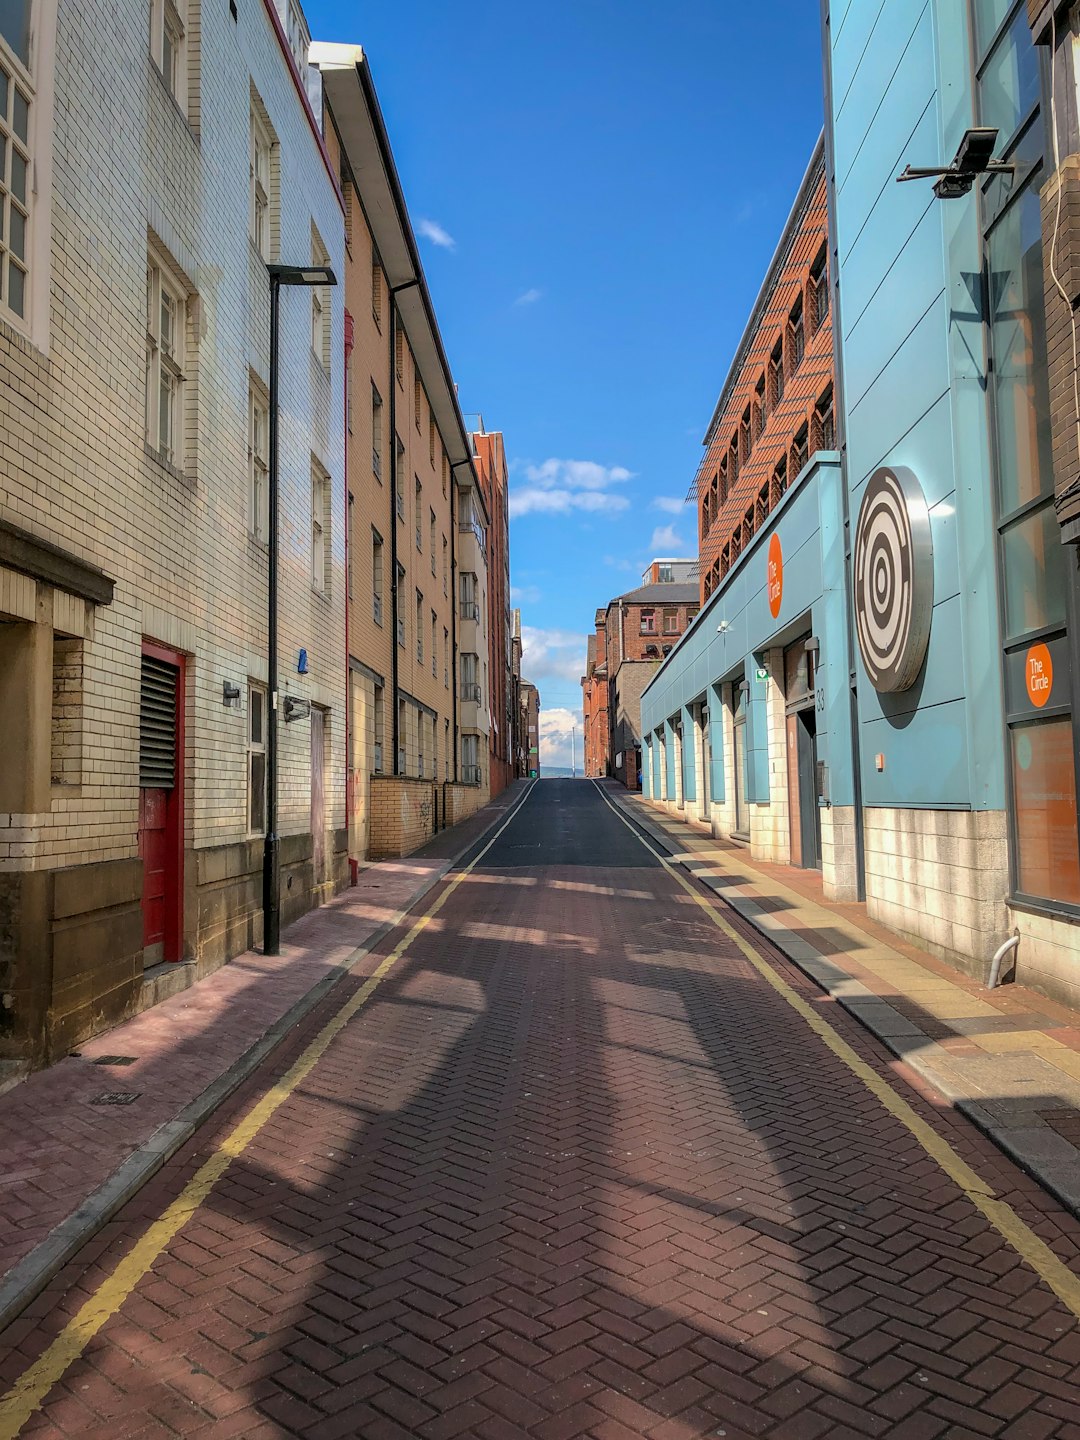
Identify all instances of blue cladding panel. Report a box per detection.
[708,684,725,803]
[682,705,696,803]
[665,720,676,798]
[833,2,932,194]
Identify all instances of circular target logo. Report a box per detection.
[853,466,934,693]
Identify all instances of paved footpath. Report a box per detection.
[2,778,1080,1438]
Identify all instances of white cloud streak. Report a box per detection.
[417,217,456,250]
[514,288,542,306]
[510,458,634,520]
[651,496,686,515]
[649,524,695,554]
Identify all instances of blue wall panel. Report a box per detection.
[681,705,696,804]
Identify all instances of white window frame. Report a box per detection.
[249,378,269,541]
[311,226,330,370]
[146,253,187,468]
[372,528,383,625]
[416,590,424,664]
[250,104,274,259]
[311,460,328,592]
[0,30,32,327]
[150,0,187,112]
[248,683,267,835]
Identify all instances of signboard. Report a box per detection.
[755,667,768,681]
[1004,633,1067,718]
[853,465,934,692]
[1026,642,1053,708]
[767,534,783,619]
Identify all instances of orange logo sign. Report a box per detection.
[1026,643,1053,708]
[767,534,783,619]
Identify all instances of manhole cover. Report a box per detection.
[90,1092,141,1106]
[91,1056,137,1066]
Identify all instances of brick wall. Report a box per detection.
[369,775,437,858]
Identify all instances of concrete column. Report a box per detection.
[692,701,708,824]
[0,590,53,816]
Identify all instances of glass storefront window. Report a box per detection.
[978,6,1040,142]
[987,184,1053,517]
[1001,503,1067,639]
[1011,719,1080,904]
[973,0,1012,52]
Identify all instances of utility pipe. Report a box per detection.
[987,931,1020,990]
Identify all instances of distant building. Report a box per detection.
[521,681,540,778]
[470,422,514,800]
[581,563,699,789]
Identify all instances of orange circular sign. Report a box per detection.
[1026,642,1053,708]
[767,533,783,619]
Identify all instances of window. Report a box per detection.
[658,563,674,583]
[249,379,269,541]
[372,529,383,624]
[741,406,752,461]
[444,627,449,687]
[442,536,448,595]
[415,477,423,549]
[719,455,728,506]
[791,424,809,477]
[756,482,769,528]
[146,254,187,468]
[250,102,275,259]
[640,609,656,635]
[460,571,478,620]
[0,13,32,324]
[430,508,436,573]
[810,245,829,331]
[347,492,354,599]
[311,227,330,369]
[395,324,404,383]
[398,697,406,772]
[770,459,787,509]
[150,0,187,111]
[1011,720,1080,904]
[431,609,438,677]
[720,544,730,580]
[461,652,480,702]
[742,507,754,548]
[371,255,382,326]
[395,439,405,517]
[416,590,424,663]
[429,415,436,465]
[663,609,678,635]
[373,683,384,772]
[372,385,383,480]
[414,375,422,431]
[283,0,309,74]
[814,385,835,451]
[729,436,739,488]
[754,375,766,438]
[396,564,405,645]
[788,294,804,371]
[769,339,785,407]
[311,461,328,591]
[248,684,267,834]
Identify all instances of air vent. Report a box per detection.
[140,655,178,789]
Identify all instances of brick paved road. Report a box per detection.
[2,779,1080,1438]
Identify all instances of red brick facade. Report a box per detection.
[697,159,835,605]
[472,429,514,798]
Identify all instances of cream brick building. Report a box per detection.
[314,44,488,863]
[0,0,346,1070]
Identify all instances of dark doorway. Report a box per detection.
[139,644,184,963]
[796,708,821,871]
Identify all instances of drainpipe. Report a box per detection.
[343,308,356,882]
[818,24,866,901]
[987,931,1020,989]
[387,279,420,777]
[451,471,459,781]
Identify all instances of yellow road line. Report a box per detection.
[593,781,1080,1320]
[0,783,536,1438]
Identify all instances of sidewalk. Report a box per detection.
[0,781,527,1335]
[608,783,1080,1219]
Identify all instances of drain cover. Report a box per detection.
[90,1092,141,1106]
[91,1056,137,1066]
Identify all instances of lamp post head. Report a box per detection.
[266,263,337,287]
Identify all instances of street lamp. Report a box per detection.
[263,261,337,956]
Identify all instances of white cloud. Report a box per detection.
[514,288,542,306]
[538,706,583,772]
[603,554,640,573]
[649,524,695,554]
[510,584,542,605]
[510,457,634,520]
[417,217,456,250]
[521,625,588,686]
[651,496,686,515]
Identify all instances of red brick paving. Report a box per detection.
[2,781,1080,1437]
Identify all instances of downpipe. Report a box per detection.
[987,930,1020,990]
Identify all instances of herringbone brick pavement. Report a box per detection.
[2,781,1079,1437]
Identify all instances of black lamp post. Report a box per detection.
[263,261,337,956]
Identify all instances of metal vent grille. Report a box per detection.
[140,655,177,789]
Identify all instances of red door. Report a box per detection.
[139,645,184,963]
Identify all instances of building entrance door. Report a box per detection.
[785,637,821,871]
[733,707,749,837]
[138,646,184,963]
[311,706,327,891]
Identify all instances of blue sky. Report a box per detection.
[305,0,825,766]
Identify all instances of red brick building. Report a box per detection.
[471,424,514,798]
[696,144,834,604]
[581,562,699,788]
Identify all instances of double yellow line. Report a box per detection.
[592,780,1080,1322]
[0,782,536,1438]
